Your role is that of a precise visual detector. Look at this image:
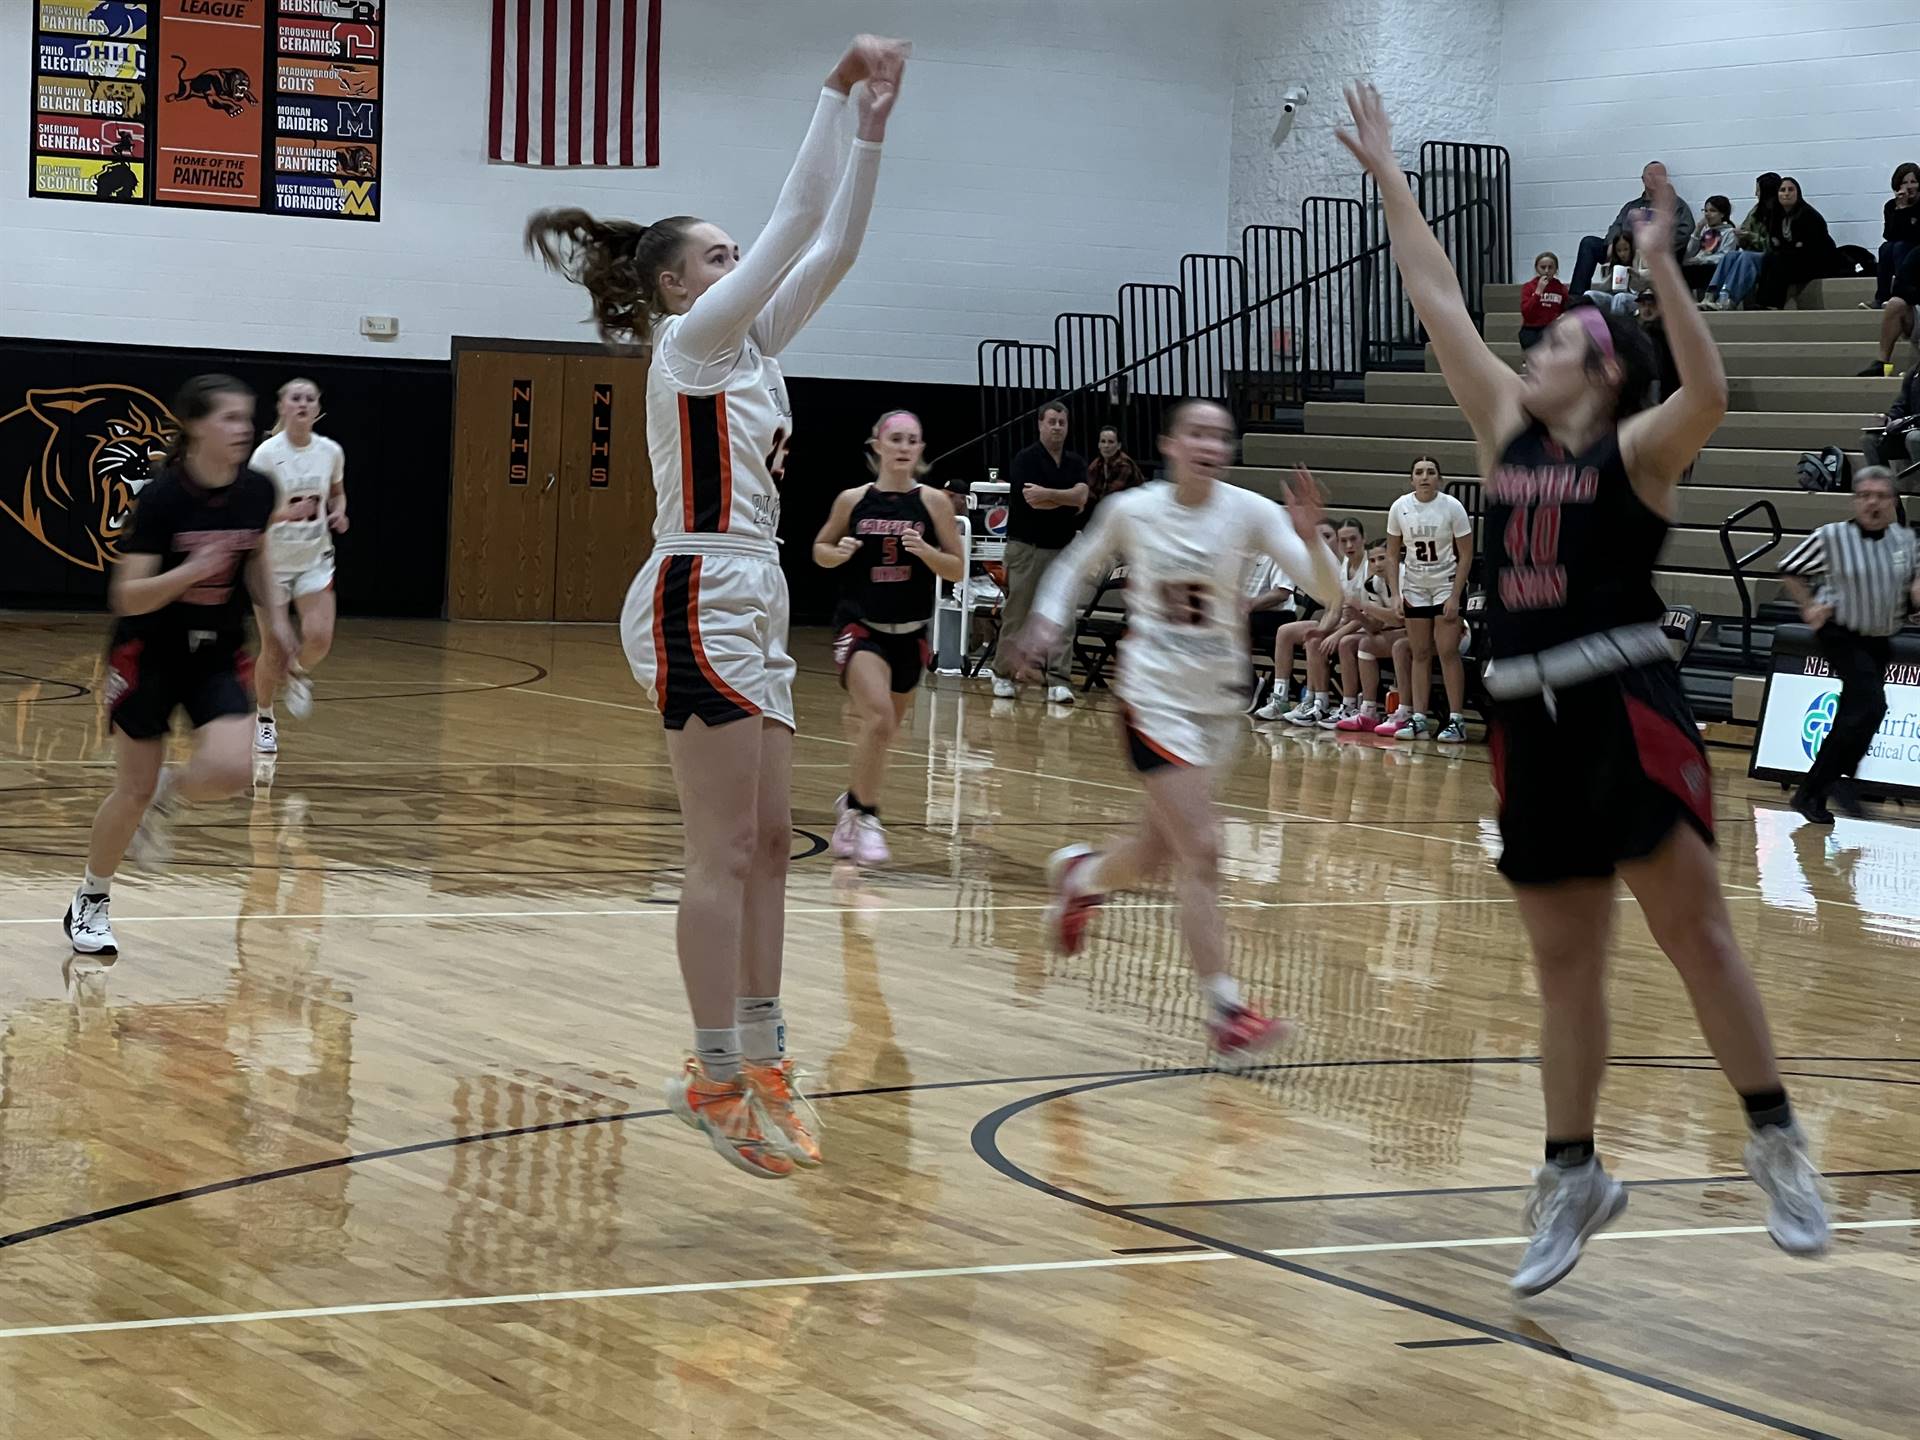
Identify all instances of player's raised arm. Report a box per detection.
[1337,83,1523,449]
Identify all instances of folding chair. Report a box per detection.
[1073,566,1128,693]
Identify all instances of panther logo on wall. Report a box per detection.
[0,385,178,572]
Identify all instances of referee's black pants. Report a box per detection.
[1805,625,1891,797]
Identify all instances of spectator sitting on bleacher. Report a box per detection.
[1863,244,1920,378]
[1634,289,1681,403]
[1518,251,1567,351]
[1862,364,1920,480]
[1253,516,1337,721]
[1581,234,1647,316]
[1703,171,1781,311]
[1753,177,1836,311]
[1565,160,1693,296]
[1083,425,1145,522]
[1681,195,1738,296]
[1873,162,1920,310]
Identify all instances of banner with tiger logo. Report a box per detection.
[26,0,385,221]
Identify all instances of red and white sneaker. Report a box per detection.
[1044,844,1104,956]
[1335,704,1381,732]
[1206,1003,1292,1060]
[1372,708,1411,736]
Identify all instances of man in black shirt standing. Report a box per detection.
[993,400,1089,701]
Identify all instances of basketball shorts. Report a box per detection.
[1400,576,1455,618]
[1120,703,1242,775]
[835,622,930,695]
[621,538,795,732]
[275,558,335,601]
[105,630,255,741]
[1488,660,1714,884]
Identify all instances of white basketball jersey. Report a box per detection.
[1037,481,1339,718]
[251,431,343,573]
[1388,491,1472,581]
[648,318,791,546]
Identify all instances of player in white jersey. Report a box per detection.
[1008,400,1344,1056]
[526,35,905,1180]
[1381,455,1474,741]
[250,377,347,755]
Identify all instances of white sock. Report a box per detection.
[81,868,111,897]
[737,996,786,1065]
[1200,972,1243,1015]
[1314,691,1330,708]
[258,705,274,720]
[693,1027,741,1082]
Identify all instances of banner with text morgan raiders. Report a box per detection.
[27,0,385,221]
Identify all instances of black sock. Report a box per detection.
[848,793,878,818]
[1544,1137,1595,1169]
[1741,1088,1794,1132]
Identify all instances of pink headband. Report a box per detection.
[1572,305,1616,363]
[874,409,921,435]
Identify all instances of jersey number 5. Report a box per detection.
[1503,504,1561,567]
[881,536,899,565]
[1159,581,1208,626]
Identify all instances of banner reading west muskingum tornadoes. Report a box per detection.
[27,0,385,221]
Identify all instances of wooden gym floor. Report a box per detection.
[0,613,1914,1440]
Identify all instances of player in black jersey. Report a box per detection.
[1343,83,1828,1294]
[63,375,298,958]
[812,411,963,864]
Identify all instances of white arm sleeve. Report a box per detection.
[1255,498,1343,612]
[663,88,851,380]
[1033,502,1127,628]
[752,139,882,356]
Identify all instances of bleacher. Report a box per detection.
[1225,275,1901,720]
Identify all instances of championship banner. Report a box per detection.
[27,0,385,221]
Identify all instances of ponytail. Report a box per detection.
[525,207,699,347]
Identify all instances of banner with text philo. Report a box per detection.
[32,2,149,204]
[28,0,384,220]
[154,0,266,208]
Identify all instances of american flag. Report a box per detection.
[489,0,662,167]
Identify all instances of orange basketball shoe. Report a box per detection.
[744,1059,824,1168]
[665,1059,795,1180]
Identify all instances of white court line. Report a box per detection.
[0,1217,1909,1342]
[0,760,846,769]
[507,687,1488,852]
[0,895,1521,928]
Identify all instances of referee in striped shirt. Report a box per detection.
[1777,467,1920,823]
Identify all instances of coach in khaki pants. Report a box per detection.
[993,400,1088,702]
[1778,466,1920,824]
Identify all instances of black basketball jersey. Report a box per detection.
[1484,419,1667,659]
[839,484,937,628]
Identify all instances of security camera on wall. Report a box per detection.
[1271,86,1309,146]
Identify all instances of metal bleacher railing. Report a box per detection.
[929,141,1512,480]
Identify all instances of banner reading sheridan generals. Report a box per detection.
[29,0,384,221]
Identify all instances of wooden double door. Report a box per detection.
[447,343,656,621]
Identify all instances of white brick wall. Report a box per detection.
[1498,0,1920,279]
[1230,0,1501,244]
[0,0,1233,383]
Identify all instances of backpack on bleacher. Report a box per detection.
[1832,244,1875,278]
[1796,445,1851,493]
